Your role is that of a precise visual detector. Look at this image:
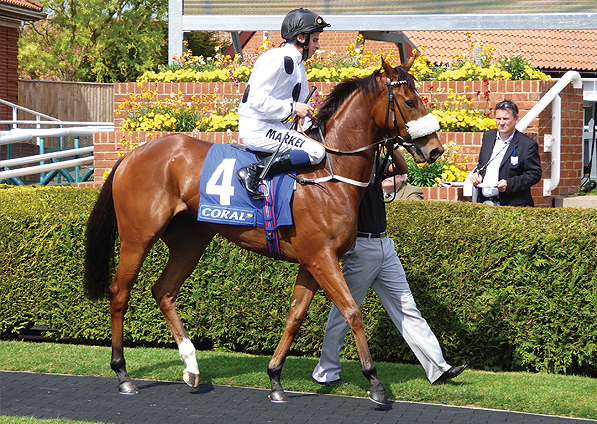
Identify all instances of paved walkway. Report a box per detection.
[1,371,595,424]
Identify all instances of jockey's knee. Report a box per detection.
[309,146,325,164]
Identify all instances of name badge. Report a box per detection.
[510,156,519,166]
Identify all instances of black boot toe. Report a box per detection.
[236,166,265,200]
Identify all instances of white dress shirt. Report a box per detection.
[482,132,514,198]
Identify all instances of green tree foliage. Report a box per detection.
[18,0,168,82]
[185,31,230,58]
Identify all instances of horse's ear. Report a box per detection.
[380,57,397,78]
[402,56,416,71]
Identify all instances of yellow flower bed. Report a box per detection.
[117,84,238,135]
[122,111,178,132]
[139,66,253,83]
[439,142,471,183]
[139,33,550,84]
[305,65,379,82]
[197,112,239,132]
[405,141,470,186]
[436,62,513,81]
[432,109,496,132]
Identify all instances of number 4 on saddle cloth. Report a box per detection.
[198,143,296,259]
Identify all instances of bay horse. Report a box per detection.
[84,58,443,405]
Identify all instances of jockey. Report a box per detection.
[237,8,330,199]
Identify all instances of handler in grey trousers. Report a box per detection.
[312,150,466,386]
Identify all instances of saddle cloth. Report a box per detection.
[198,143,294,227]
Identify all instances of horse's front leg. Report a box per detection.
[309,256,387,405]
[267,266,319,402]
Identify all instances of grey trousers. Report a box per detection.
[312,236,451,384]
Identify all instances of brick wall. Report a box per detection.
[0,24,19,120]
[105,79,583,207]
[0,22,19,161]
[79,130,241,188]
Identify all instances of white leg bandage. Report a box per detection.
[179,338,199,374]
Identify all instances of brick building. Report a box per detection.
[224,29,597,79]
[0,0,45,121]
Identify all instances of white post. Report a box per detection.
[543,96,561,197]
[168,0,184,64]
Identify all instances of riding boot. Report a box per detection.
[236,158,268,200]
[237,152,308,200]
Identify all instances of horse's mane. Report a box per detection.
[315,65,416,127]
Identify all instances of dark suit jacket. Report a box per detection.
[476,129,542,207]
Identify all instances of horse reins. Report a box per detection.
[296,77,412,156]
[291,77,425,188]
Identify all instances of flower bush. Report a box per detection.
[410,35,550,82]
[128,35,546,137]
[405,141,470,186]
[118,35,553,185]
[117,83,239,133]
[139,35,408,83]
[423,84,496,133]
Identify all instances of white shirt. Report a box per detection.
[238,43,309,132]
[482,132,514,198]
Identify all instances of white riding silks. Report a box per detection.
[406,114,440,139]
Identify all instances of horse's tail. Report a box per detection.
[84,157,124,300]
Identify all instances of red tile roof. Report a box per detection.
[403,30,597,72]
[1,0,43,12]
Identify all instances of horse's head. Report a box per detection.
[373,58,444,164]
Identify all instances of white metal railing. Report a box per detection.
[516,71,582,196]
[0,146,95,180]
[0,98,113,184]
[0,126,112,146]
[0,98,60,130]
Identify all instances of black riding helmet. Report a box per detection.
[281,8,330,60]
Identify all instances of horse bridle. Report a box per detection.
[312,76,419,156]
[292,76,437,188]
[376,78,414,188]
[384,78,416,149]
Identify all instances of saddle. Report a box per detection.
[198,143,296,259]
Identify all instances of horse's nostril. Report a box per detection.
[429,148,443,162]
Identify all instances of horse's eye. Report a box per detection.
[405,100,416,108]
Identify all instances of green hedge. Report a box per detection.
[2,185,597,375]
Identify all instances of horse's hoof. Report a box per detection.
[268,390,290,403]
[118,381,139,395]
[367,389,387,405]
[183,371,200,388]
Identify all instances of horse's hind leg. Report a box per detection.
[109,242,152,395]
[109,196,178,394]
[152,215,215,389]
[267,266,319,402]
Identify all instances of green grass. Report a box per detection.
[2,340,597,421]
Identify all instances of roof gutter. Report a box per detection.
[0,3,46,22]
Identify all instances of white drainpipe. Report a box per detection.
[540,96,561,197]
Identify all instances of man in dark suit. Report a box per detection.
[470,99,542,207]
